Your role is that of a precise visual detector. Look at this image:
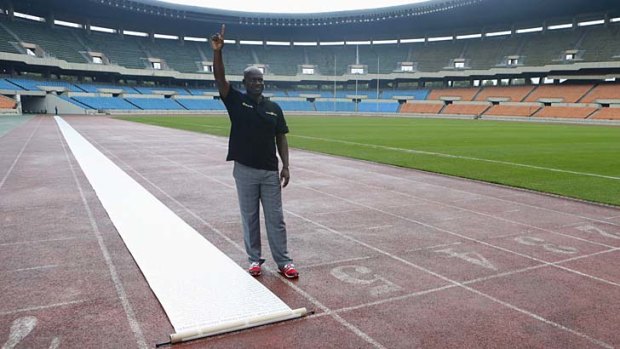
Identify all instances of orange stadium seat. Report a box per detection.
[524,84,593,103]
[483,104,541,117]
[580,84,620,103]
[589,107,620,120]
[442,103,490,116]
[533,106,598,119]
[0,95,17,109]
[427,87,480,101]
[475,85,535,102]
[400,102,444,114]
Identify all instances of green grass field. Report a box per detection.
[117,115,620,206]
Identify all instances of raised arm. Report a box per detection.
[211,24,230,99]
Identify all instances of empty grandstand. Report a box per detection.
[0,0,619,121]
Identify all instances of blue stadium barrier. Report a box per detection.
[381,89,429,100]
[358,102,399,113]
[315,101,356,112]
[274,100,314,111]
[76,83,138,93]
[125,97,185,110]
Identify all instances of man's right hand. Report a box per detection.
[211,24,225,51]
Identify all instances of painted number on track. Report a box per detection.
[2,316,60,349]
[434,247,497,270]
[575,225,620,239]
[330,265,402,297]
[514,236,578,254]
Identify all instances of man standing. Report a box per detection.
[211,24,298,279]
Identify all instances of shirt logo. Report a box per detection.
[265,111,278,117]
[242,102,254,109]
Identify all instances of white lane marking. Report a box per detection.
[2,316,37,349]
[55,120,148,349]
[48,337,60,349]
[83,133,387,349]
[296,160,620,229]
[291,134,620,181]
[366,225,393,230]
[297,165,618,249]
[0,118,41,191]
[404,242,462,253]
[0,300,87,316]
[304,255,375,269]
[303,184,620,287]
[2,265,58,273]
[286,210,614,349]
[0,237,89,247]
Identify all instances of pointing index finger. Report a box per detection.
[220,24,225,37]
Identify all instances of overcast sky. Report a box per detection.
[155,0,431,14]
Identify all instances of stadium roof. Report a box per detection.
[153,0,436,14]
[7,0,620,41]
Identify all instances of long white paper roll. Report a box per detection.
[170,307,307,343]
[55,116,304,342]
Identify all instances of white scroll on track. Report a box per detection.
[55,117,305,343]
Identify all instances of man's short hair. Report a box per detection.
[243,66,263,77]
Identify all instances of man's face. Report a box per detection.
[243,69,264,97]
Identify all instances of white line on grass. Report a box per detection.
[292,135,620,181]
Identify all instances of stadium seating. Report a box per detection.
[3,18,87,63]
[589,107,620,120]
[255,46,304,76]
[125,97,185,110]
[533,105,598,119]
[475,85,535,102]
[580,25,620,63]
[76,83,139,94]
[81,32,148,69]
[442,102,490,116]
[315,101,356,112]
[580,84,620,103]
[175,98,225,110]
[428,87,480,101]
[0,79,24,90]
[273,100,314,112]
[483,104,541,117]
[400,101,444,114]
[71,96,138,110]
[519,29,581,66]
[524,84,593,103]
[381,89,429,100]
[0,95,17,108]
[357,101,399,113]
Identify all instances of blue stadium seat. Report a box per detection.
[175,98,225,110]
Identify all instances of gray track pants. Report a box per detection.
[233,161,292,268]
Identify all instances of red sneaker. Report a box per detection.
[278,263,299,279]
[248,262,261,276]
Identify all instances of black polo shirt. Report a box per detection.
[221,87,289,171]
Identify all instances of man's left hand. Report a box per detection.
[280,168,290,188]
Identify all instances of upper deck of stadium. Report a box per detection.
[6,0,620,41]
